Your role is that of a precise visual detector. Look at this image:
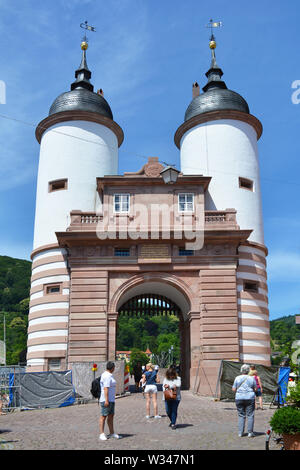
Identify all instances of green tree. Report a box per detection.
[156,332,180,362]
[128,348,149,375]
[18,298,29,316]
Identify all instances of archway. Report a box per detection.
[108,274,197,389]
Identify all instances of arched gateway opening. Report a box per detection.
[108,275,196,390]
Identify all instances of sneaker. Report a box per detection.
[248,432,255,438]
[99,433,107,441]
[238,433,243,437]
[154,415,161,419]
[171,424,176,430]
[109,433,121,439]
[146,415,150,419]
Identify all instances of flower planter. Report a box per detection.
[282,433,300,450]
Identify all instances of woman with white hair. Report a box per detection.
[232,364,257,437]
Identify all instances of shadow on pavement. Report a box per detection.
[174,424,193,429]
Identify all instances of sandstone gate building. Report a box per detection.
[27,38,271,394]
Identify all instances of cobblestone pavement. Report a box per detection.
[0,389,277,451]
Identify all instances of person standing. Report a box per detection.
[163,367,181,429]
[141,363,161,419]
[232,364,257,437]
[139,366,146,398]
[99,361,120,441]
[249,369,264,410]
[133,361,143,392]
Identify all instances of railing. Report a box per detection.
[204,209,237,225]
[68,209,238,231]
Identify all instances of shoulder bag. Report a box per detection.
[164,385,177,401]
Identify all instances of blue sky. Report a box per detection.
[0,0,299,320]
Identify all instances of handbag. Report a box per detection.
[164,386,177,401]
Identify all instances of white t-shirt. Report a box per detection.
[100,370,117,403]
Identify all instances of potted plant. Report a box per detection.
[269,381,300,450]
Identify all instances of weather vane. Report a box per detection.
[80,21,96,46]
[206,19,222,35]
[206,19,222,56]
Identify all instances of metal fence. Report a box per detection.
[0,365,25,411]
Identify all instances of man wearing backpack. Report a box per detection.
[90,376,101,403]
[99,361,120,441]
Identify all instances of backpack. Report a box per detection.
[90,376,101,400]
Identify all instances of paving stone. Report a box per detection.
[0,390,276,450]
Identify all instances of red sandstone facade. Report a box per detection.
[27,157,271,394]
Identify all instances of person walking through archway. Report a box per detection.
[163,366,181,429]
[141,363,161,419]
[133,361,143,392]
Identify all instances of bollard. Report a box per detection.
[124,363,130,392]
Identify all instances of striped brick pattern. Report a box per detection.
[200,268,240,360]
[198,267,240,394]
[27,247,70,371]
[237,244,271,364]
[68,269,108,364]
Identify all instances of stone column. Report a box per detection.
[179,318,190,389]
[107,313,118,361]
[189,311,201,391]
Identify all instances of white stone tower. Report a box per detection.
[174,36,270,365]
[27,41,123,371]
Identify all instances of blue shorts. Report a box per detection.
[255,389,262,397]
[100,402,115,416]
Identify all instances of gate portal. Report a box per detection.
[118,294,181,317]
[116,293,190,388]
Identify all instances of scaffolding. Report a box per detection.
[0,365,25,411]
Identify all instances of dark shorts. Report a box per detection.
[100,402,115,416]
[255,388,262,397]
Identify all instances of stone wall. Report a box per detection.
[71,361,125,399]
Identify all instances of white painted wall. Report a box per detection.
[180,119,264,244]
[33,120,118,249]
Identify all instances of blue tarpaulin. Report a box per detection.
[277,366,291,404]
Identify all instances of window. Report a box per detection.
[178,193,194,212]
[179,248,194,256]
[239,177,254,191]
[114,248,130,257]
[243,280,258,293]
[48,178,68,192]
[114,194,130,213]
[44,283,62,295]
[48,358,61,371]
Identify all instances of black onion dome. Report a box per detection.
[48,44,113,120]
[184,55,249,122]
[184,88,249,121]
[49,89,113,119]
